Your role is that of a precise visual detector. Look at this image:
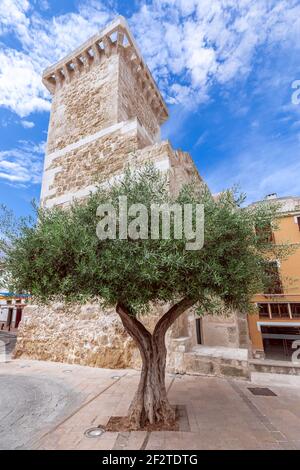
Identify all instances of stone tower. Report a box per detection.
[16,17,249,374]
[41,16,202,209]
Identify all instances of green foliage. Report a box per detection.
[0,165,287,315]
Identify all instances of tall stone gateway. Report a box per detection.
[15,17,248,376]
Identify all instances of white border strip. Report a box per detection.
[257,321,300,332]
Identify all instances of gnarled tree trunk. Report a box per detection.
[116,298,195,429]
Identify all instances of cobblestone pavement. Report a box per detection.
[1,359,300,450]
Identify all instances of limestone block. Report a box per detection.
[14,301,180,370]
[167,336,192,374]
[201,314,240,348]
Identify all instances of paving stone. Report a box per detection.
[1,358,300,449]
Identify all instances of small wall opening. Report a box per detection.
[196,318,202,344]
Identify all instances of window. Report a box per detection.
[270,304,279,318]
[291,304,300,318]
[270,303,289,318]
[297,217,300,232]
[257,303,300,319]
[258,303,269,318]
[263,261,283,294]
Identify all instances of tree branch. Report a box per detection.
[153,297,196,340]
[116,302,152,361]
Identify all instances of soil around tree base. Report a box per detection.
[105,407,180,432]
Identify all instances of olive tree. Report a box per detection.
[1,165,283,429]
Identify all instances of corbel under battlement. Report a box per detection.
[42,16,168,125]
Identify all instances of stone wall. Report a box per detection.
[41,16,203,214]
[42,131,203,209]
[46,51,161,157]
[47,55,119,154]
[42,119,140,207]
[14,301,183,370]
[118,51,161,141]
[14,300,248,377]
[201,314,240,348]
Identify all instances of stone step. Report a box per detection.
[251,372,300,387]
[183,346,249,379]
[249,358,300,374]
[249,358,300,387]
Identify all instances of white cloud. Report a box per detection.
[130,0,300,106]
[0,0,30,37]
[0,0,114,117]
[0,48,50,117]
[20,119,35,128]
[0,140,45,186]
[1,1,300,115]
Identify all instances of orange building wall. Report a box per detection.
[248,211,300,354]
[248,313,263,350]
[274,216,300,296]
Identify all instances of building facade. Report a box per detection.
[0,292,28,332]
[248,194,300,362]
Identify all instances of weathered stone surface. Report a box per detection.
[46,55,120,154]
[249,359,300,376]
[43,131,202,209]
[14,302,164,369]
[167,336,192,374]
[15,302,248,378]
[15,300,203,373]
[40,18,202,209]
[201,314,241,348]
[184,355,215,376]
[181,344,249,378]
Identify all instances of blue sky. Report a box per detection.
[0,0,300,217]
